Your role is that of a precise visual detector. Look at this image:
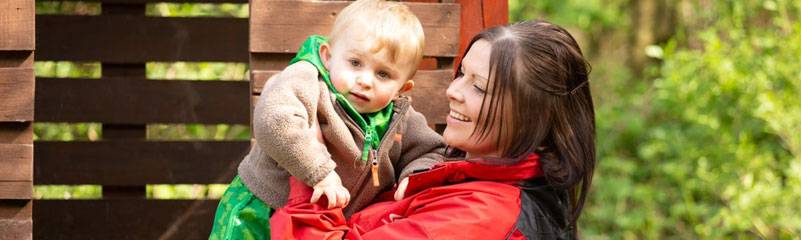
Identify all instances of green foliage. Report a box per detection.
[512,0,801,238]
[34,185,102,199]
[633,1,801,236]
[146,3,248,18]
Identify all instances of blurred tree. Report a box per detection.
[513,0,801,238]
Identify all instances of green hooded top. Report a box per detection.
[289,35,393,162]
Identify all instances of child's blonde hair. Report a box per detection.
[329,0,425,78]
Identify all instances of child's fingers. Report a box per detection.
[394,177,409,201]
[310,188,323,204]
[335,190,347,208]
[343,191,351,207]
[325,189,336,209]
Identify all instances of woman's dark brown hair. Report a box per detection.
[453,20,596,232]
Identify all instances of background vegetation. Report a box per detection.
[33,0,800,238]
[511,0,801,238]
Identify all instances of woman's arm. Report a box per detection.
[271,178,521,240]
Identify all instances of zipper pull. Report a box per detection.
[371,149,379,187]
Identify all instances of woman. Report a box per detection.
[270,19,596,239]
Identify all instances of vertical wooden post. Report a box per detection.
[100,3,149,199]
[0,0,35,239]
[453,0,508,70]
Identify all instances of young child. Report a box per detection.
[209,0,445,238]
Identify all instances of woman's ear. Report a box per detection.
[398,80,414,94]
[319,43,332,70]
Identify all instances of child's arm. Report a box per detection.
[253,62,337,192]
[394,107,446,191]
[309,120,350,208]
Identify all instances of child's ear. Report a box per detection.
[319,43,332,70]
[398,80,414,94]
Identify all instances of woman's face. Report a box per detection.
[444,40,505,158]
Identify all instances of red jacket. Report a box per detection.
[270,153,574,239]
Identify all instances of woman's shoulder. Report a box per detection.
[514,177,576,239]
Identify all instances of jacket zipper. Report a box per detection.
[333,96,411,188]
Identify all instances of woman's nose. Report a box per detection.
[446,77,463,102]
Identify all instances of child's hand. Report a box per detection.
[394,177,409,201]
[311,171,350,209]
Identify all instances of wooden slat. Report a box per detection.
[34,199,218,239]
[102,63,146,78]
[0,182,32,200]
[0,200,32,240]
[0,68,34,122]
[0,0,35,51]
[481,0,509,29]
[56,0,247,2]
[0,122,32,144]
[0,144,32,182]
[251,69,451,124]
[0,200,31,220]
[34,140,249,185]
[102,2,145,15]
[0,51,34,68]
[250,1,460,57]
[35,78,249,124]
[248,52,300,71]
[36,15,248,62]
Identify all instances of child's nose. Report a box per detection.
[356,72,374,88]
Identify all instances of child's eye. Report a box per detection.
[473,84,487,94]
[377,70,390,79]
[349,59,361,67]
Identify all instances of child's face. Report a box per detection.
[320,32,415,113]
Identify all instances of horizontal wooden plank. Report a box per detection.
[0,51,34,68]
[0,219,31,240]
[250,1,460,57]
[251,69,451,124]
[56,0,247,2]
[35,78,249,124]
[0,144,33,182]
[34,199,218,239]
[0,182,32,200]
[34,140,249,185]
[0,199,31,220]
[0,0,35,51]
[0,122,32,144]
[249,52,295,71]
[36,15,247,62]
[0,220,31,240]
[0,68,34,122]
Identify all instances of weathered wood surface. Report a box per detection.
[0,0,35,51]
[0,68,34,122]
[36,16,248,62]
[34,199,218,239]
[250,1,460,57]
[35,78,250,124]
[34,140,249,185]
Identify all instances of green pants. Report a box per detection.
[209,176,273,240]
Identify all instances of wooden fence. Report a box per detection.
[1,0,35,239]
[0,0,507,239]
[32,0,250,239]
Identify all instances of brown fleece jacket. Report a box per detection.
[238,61,445,217]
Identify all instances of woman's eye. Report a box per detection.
[455,70,464,78]
[377,71,390,79]
[349,59,361,67]
[473,84,487,94]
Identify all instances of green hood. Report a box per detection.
[289,35,393,162]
